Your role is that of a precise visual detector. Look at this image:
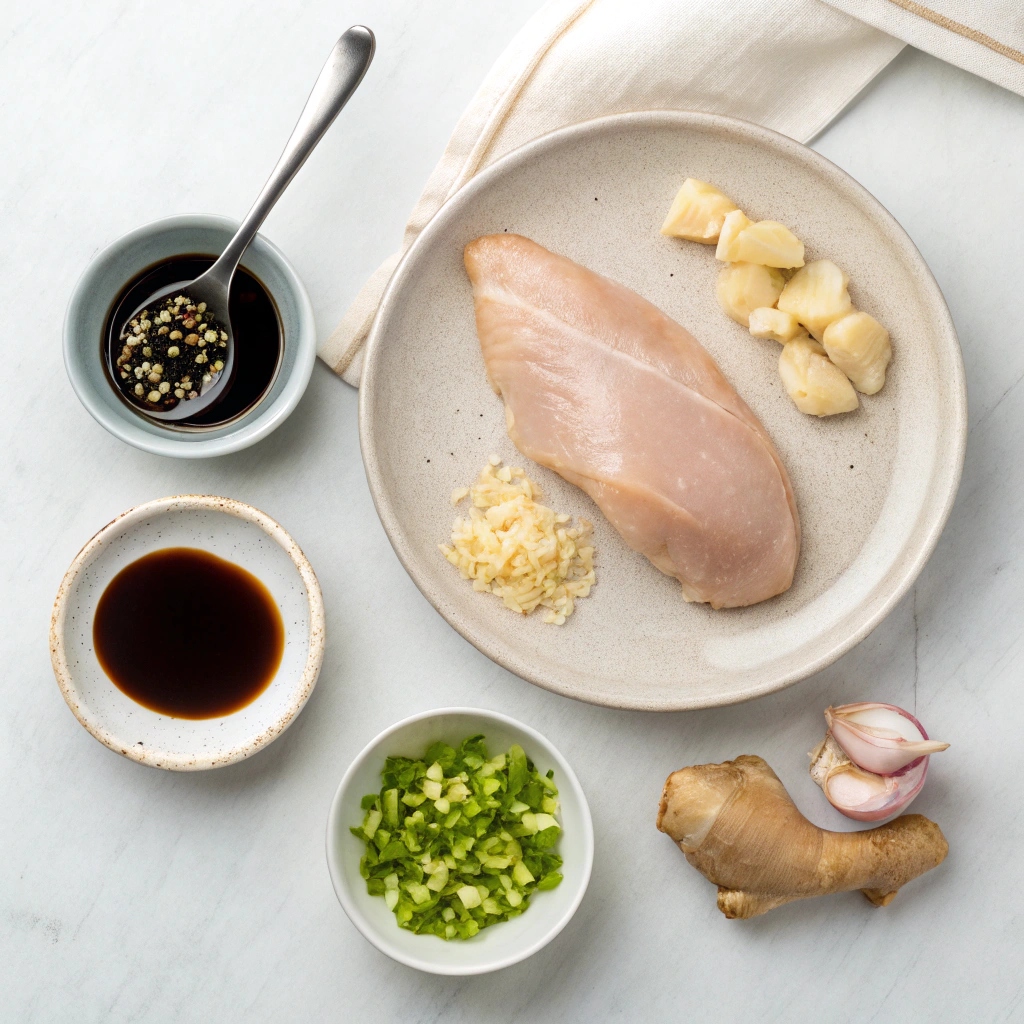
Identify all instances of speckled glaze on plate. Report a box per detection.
[359,111,967,711]
[50,496,325,769]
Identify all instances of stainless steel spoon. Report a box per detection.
[117,25,375,422]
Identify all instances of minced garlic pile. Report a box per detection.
[440,457,595,625]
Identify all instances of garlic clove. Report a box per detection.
[730,220,805,269]
[778,336,859,416]
[715,210,753,262]
[826,702,948,776]
[660,178,739,243]
[822,311,891,395]
[810,734,929,821]
[716,262,785,326]
[749,306,804,343]
[777,259,852,340]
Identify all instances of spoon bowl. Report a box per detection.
[116,271,238,421]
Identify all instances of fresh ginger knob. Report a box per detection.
[657,755,948,919]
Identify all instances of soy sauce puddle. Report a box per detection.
[104,255,282,429]
[93,548,285,719]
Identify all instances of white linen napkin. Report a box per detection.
[320,0,1020,386]
[824,1,1024,98]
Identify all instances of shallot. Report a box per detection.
[810,703,948,821]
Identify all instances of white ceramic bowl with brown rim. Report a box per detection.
[50,495,325,770]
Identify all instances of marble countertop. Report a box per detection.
[3,3,1023,1020]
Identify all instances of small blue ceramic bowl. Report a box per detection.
[64,215,316,458]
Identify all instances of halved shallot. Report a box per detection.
[809,734,929,822]
[826,702,948,775]
[810,703,948,821]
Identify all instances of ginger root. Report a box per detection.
[656,754,948,919]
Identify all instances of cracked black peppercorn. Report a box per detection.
[114,293,228,411]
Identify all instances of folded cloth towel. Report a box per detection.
[823,1,1024,98]
[320,0,902,384]
[320,0,1020,386]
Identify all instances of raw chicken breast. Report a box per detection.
[463,234,800,609]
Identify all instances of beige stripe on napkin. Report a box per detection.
[822,0,1024,95]
[320,0,905,386]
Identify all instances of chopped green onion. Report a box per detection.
[362,807,381,839]
[383,788,399,827]
[457,885,482,909]
[351,735,564,940]
[536,871,564,891]
[426,863,449,891]
[513,860,535,887]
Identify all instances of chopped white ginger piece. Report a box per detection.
[715,209,752,261]
[660,178,739,243]
[727,220,805,269]
[716,262,785,327]
[822,311,892,395]
[779,336,859,416]
[777,259,853,340]
[748,307,805,343]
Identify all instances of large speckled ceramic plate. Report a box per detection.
[359,112,966,711]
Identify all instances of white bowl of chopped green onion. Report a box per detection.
[326,707,593,974]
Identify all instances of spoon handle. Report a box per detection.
[204,26,375,290]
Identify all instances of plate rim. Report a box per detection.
[359,109,967,711]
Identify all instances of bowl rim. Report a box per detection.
[325,706,595,975]
[63,213,317,459]
[358,109,969,711]
[49,494,326,770]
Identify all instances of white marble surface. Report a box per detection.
[3,3,1023,1020]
